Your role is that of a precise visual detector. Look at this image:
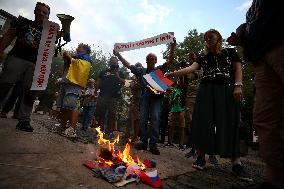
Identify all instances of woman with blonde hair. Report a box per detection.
[166,29,252,181]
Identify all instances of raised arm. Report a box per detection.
[164,38,177,67]
[113,49,131,69]
[63,52,72,64]
[166,62,199,77]
[227,23,246,47]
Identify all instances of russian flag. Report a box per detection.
[140,170,162,188]
[143,69,174,93]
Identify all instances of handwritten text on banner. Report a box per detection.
[114,32,174,52]
[31,20,60,90]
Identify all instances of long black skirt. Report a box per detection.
[190,83,240,157]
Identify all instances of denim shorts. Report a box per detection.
[58,83,82,110]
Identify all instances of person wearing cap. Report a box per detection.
[166,29,252,181]
[81,78,97,131]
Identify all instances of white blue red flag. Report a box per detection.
[143,69,174,93]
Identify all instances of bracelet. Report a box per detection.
[234,81,243,86]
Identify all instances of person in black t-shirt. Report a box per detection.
[94,56,125,135]
[0,2,52,132]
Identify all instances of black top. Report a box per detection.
[244,0,284,62]
[98,69,125,98]
[8,17,43,63]
[197,48,241,84]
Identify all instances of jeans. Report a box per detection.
[82,105,96,129]
[95,96,118,133]
[139,93,163,147]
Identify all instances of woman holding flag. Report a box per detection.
[165,29,252,181]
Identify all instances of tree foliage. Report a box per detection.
[163,29,204,70]
[163,29,255,141]
[40,45,130,111]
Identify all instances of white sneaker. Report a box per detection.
[63,127,77,137]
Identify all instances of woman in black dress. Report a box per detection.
[166,29,252,182]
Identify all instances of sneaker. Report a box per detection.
[149,146,160,155]
[0,112,7,118]
[16,121,34,132]
[134,141,147,151]
[185,148,197,158]
[192,156,206,170]
[164,142,174,147]
[178,144,185,151]
[63,127,77,138]
[52,124,66,133]
[232,164,253,182]
[208,155,219,166]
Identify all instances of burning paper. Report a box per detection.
[83,127,162,187]
[94,127,145,169]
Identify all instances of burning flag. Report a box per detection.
[94,127,145,169]
[83,127,162,187]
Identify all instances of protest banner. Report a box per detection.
[114,32,174,52]
[31,20,59,90]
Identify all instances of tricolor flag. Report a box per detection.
[140,170,162,188]
[143,69,174,94]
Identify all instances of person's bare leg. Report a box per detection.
[179,112,185,146]
[168,113,175,144]
[60,109,69,128]
[70,110,79,129]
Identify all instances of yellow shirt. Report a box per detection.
[66,58,91,88]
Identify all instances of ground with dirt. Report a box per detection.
[0,114,264,189]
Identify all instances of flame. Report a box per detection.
[137,157,146,170]
[102,160,113,166]
[95,127,145,170]
[118,143,134,164]
[95,127,119,152]
[147,84,162,94]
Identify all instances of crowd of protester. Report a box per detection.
[0,1,283,188]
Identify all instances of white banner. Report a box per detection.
[30,20,60,90]
[114,32,174,52]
